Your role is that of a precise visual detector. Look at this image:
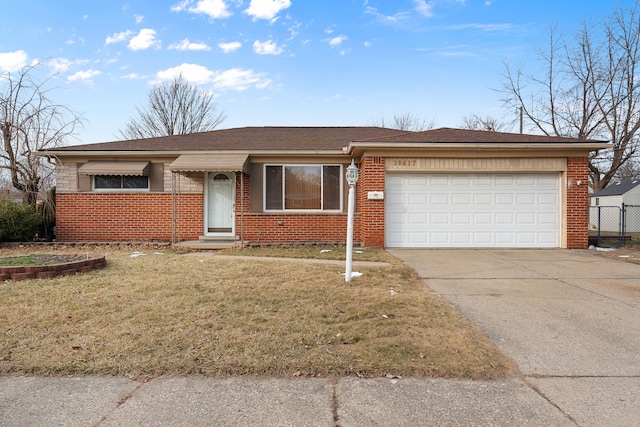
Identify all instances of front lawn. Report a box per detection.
[0,246,515,379]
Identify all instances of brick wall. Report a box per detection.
[358,157,386,248]
[238,213,360,245]
[566,156,590,249]
[56,193,203,242]
[234,172,357,245]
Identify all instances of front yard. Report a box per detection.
[0,246,515,380]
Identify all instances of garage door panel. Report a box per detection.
[495,213,514,224]
[452,212,471,224]
[452,193,471,205]
[386,173,560,248]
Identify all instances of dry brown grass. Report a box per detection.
[0,246,515,380]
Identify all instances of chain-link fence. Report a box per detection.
[589,204,640,247]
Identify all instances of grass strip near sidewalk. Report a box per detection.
[0,247,515,379]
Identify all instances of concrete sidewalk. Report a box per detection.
[2,249,639,426]
[0,376,572,426]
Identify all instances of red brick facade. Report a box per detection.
[55,155,594,249]
[358,157,386,248]
[56,193,203,242]
[566,156,590,249]
[234,172,357,245]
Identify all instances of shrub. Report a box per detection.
[0,200,43,242]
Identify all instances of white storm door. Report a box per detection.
[206,172,235,235]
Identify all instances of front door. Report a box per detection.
[206,172,234,235]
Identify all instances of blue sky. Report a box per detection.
[1,0,618,143]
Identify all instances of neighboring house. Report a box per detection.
[590,180,640,207]
[41,127,607,249]
[590,179,640,233]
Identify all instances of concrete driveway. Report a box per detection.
[389,249,640,427]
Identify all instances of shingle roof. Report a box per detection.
[592,180,640,197]
[44,126,608,153]
[355,127,606,144]
[46,127,411,152]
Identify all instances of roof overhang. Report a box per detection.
[78,160,151,176]
[343,142,612,158]
[168,153,250,174]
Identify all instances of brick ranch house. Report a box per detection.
[41,127,608,249]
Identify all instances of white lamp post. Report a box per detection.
[345,159,359,282]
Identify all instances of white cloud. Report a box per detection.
[155,63,215,84]
[134,14,144,24]
[365,6,412,25]
[0,50,28,72]
[128,28,161,50]
[328,35,347,47]
[364,41,372,47]
[47,57,73,73]
[172,0,232,19]
[218,41,242,53]
[245,0,291,21]
[168,39,212,51]
[67,69,101,84]
[414,0,434,17]
[253,40,284,55]
[154,63,271,91]
[213,68,271,90]
[105,30,133,45]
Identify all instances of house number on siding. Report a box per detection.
[390,158,419,169]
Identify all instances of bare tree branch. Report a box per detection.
[120,75,226,139]
[0,63,83,206]
[500,2,640,191]
[369,112,434,131]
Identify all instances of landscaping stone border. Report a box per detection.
[0,253,107,281]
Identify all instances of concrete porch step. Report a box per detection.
[175,238,246,250]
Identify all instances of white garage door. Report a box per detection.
[385,173,560,248]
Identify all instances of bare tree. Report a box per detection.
[0,63,82,206]
[369,112,434,131]
[500,2,640,192]
[460,114,511,132]
[120,75,226,139]
[613,158,640,182]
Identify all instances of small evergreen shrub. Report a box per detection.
[0,200,43,242]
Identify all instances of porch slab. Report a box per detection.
[174,240,244,250]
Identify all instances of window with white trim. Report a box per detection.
[264,165,342,211]
[93,175,149,190]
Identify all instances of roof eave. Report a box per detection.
[39,149,348,158]
[344,142,611,157]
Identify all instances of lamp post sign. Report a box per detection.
[345,159,359,282]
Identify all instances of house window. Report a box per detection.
[94,175,149,190]
[264,165,342,211]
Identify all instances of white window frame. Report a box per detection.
[92,175,150,192]
[263,164,343,212]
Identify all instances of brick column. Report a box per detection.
[566,157,590,249]
[358,156,386,248]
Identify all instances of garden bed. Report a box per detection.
[0,253,106,281]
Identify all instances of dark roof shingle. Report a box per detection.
[44,126,608,153]
[592,180,640,197]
